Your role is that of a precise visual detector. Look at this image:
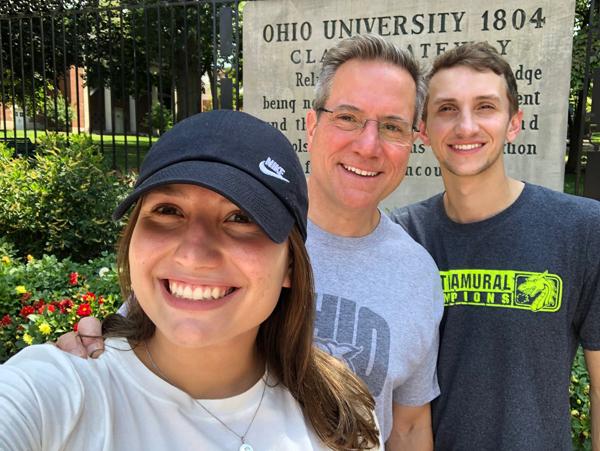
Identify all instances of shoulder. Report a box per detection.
[3,343,86,379]
[2,339,126,406]
[388,193,443,229]
[524,184,600,242]
[0,339,138,450]
[379,214,439,274]
[0,344,88,450]
[527,184,600,217]
[388,195,444,252]
[0,342,117,403]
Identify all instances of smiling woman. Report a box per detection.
[0,111,381,451]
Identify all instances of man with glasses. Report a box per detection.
[54,34,442,450]
[305,34,443,449]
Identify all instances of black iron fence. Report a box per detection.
[0,0,242,170]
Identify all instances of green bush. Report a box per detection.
[0,133,130,261]
[143,103,174,135]
[571,347,592,450]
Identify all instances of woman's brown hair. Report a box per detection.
[104,199,380,450]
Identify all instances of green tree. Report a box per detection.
[0,1,83,130]
[567,0,600,174]
[0,0,242,131]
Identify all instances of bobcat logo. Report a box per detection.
[517,270,558,312]
[314,337,363,372]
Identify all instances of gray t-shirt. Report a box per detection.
[391,183,600,450]
[307,213,443,441]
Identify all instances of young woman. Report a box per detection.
[0,111,380,450]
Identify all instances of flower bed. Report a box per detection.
[0,249,122,363]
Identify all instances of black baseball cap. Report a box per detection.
[113,110,308,243]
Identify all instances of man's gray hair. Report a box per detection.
[313,34,425,128]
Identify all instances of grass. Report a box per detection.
[1,129,153,172]
[90,133,152,171]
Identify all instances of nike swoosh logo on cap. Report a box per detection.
[259,160,290,183]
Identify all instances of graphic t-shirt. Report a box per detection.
[391,183,600,450]
[307,213,444,442]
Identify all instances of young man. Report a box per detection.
[391,42,600,450]
[57,35,443,449]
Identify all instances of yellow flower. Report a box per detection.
[26,255,34,263]
[39,322,52,335]
[571,409,579,417]
[15,285,27,294]
[1,256,10,264]
[23,333,33,345]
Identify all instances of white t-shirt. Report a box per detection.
[0,338,373,450]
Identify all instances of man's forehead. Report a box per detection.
[331,58,415,87]
[428,66,508,99]
[326,58,417,117]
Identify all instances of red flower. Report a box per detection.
[98,296,104,305]
[76,303,92,317]
[82,292,96,302]
[21,292,32,302]
[0,314,12,327]
[69,272,79,286]
[58,298,74,313]
[19,305,35,317]
[33,300,45,310]
[38,304,56,314]
[73,321,79,332]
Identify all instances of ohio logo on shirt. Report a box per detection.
[440,269,562,312]
[313,292,389,396]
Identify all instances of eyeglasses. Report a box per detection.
[317,107,417,145]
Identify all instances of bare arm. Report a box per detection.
[585,349,600,451]
[55,317,104,358]
[385,402,433,451]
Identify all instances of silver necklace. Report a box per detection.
[144,341,266,451]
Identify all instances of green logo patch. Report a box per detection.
[440,269,562,312]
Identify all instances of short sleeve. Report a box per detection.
[0,345,86,450]
[393,270,443,406]
[578,214,600,350]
